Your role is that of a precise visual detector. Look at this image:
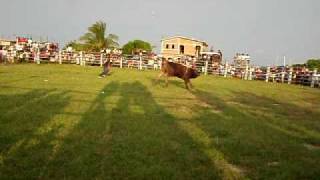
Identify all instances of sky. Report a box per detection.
[1,0,319,65]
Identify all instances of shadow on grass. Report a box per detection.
[0,75,40,85]
[189,88,320,179]
[0,89,71,178]
[37,82,120,179]
[148,75,189,89]
[41,81,228,179]
[230,91,320,134]
[2,80,318,179]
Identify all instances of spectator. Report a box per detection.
[2,48,8,64]
[0,48,2,62]
[99,59,112,78]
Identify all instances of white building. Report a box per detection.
[233,53,251,68]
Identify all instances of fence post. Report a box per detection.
[36,50,40,64]
[288,67,293,84]
[248,67,253,80]
[139,54,142,70]
[33,52,36,63]
[224,62,228,77]
[100,53,103,67]
[58,51,62,64]
[80,51,83,66]
[204,59,208,75]
[311,69,317,88]
[244,64,249,80]
[76,52,80,65]
[281,70,285,83]
[266,67,270,82]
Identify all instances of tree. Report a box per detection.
[64,41,86,51]
[292,63,306,68]
[80,21,119,52]
[306,59,320,70]
[122,40,152,55]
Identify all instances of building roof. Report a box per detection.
[161,36,208,46]
[200,52,220,55]
[0,38,16,42]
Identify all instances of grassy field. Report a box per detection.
[0,64,320,179]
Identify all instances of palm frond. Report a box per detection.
[78,21,119,51]
[107,34,119,41]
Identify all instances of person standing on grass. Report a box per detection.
[2,48,8,64]
[99,59,112,78]
[0,48,2,63]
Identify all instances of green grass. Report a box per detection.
[0,64,320,179]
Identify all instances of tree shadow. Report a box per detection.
[103,82,225,179]
[0,75,39,85]
[229,91,320,152]
[0,89,71,178]
[35,81,120,179]
[3,80,318,179]
[189,89,320,179]
[41,81,229,179]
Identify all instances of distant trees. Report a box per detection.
[64,41,86,51]
[63,22,155,55]
[122,40,152,55]
[65,21,119,52]
[306,59,320,70]
[291,59,320,70]
[292,63,306,68]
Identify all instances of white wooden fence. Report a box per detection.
[2,50,319,88]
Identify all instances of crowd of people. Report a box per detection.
[0,37,58,63]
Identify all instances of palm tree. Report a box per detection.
[80,21,119,51]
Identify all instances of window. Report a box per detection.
[172,44,175,49]
[166,44,169,49]
[195,46,201,57]
[180,45,184,54]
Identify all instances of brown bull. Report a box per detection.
[157,59,199,89]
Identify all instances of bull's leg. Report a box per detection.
[156,72,163,82]
[189,80,194,89]
[184,79,190,89]
[165,74,169,87]
[154,72,164,85]
[184,79,194,90]
[158,72,164,79]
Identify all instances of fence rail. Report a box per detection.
[1,51,319,88]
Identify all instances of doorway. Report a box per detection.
[180,45,185,54]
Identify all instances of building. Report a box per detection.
[233,53,251,68]
[0,39,15,49]
[160,36,208,59]
[200,50,223,64]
